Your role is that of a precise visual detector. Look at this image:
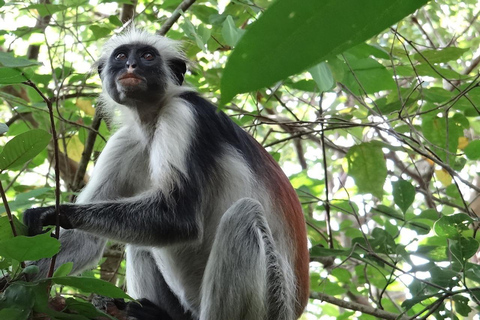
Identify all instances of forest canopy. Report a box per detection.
[1,0,480,319]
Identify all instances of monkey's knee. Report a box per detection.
[220,197,264,227]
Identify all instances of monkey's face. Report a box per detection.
[103,44,168,106]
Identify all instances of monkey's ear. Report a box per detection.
[168,58,187,85]
[97,62,104,76]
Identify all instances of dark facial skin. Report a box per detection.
[105,44,168,106]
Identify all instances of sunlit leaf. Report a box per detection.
[434,214,473,239]
[75,99,95,116]
[308,62,335,93]
[59,135,84,163]
[435,169,452,186]
[222,15,244,47]
[346,142,387,198]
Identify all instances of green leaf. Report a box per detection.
[330,268,352,283]
[53,262,73,277]
[0,215,28,240]
[0,283,35,320]
[421,115,463,164]
[402,293,438,310]
[65,298,114,319]
[434,214,473,239]
[308,62,335,93]
[413,47,469,64]
[108,15,123,27]
[50,276,131,299]
[222,15,244,47]
[221,0,429,103]
[0,52,40,68]
[89,25,111,40]
[464,140,480,160]
[0,68,28,84]
[338,57,396,94]
[450,237,479,263]
[197,24,212,46]
[392,179,415,213]
[453,295,471,317]
[0,233,60,261]
[0,308,25,320]
[0,129,51,171]
[346,142,387,198]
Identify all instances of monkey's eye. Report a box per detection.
[115,53,127,61]
[142,52,155,61]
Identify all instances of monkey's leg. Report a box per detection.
[125,246,194,320]
[200,198,273,320]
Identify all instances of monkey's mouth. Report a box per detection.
[118,73,145,87]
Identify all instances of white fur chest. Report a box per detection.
[149,99,195,192]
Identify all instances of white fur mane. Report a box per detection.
[99,28,185,65]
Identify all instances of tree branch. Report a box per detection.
[71,110,102,193]
[157,0,197,36]
[310,292,409,320]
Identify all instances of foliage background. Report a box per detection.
[1,0,480,319]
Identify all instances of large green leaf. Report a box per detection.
[0,129,51,171]
[221,0,430,103]
[0,233,60,261]
[346,142,387,199]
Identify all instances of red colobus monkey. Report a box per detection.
[23,29,309,320]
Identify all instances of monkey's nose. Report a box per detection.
[126,62,137,71]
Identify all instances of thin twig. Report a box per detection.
[0,180,18,237]
[23,80,61,278]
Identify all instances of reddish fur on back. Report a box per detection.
[256,143,310,317]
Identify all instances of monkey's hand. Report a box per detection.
[23,206,74,236]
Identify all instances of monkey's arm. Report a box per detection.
[24,186,201,247]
